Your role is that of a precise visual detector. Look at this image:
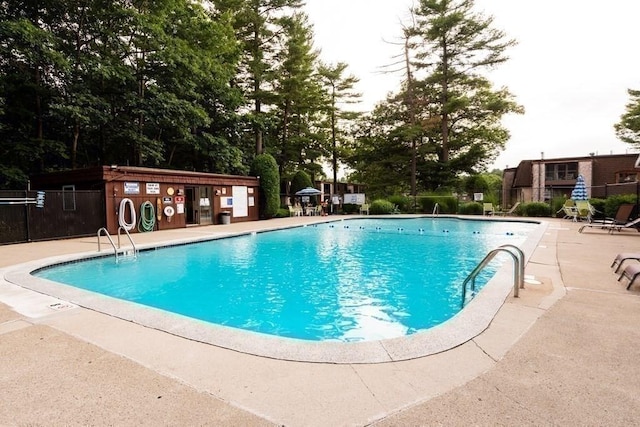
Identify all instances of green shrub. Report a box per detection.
[342,203,359,214]
[369,199,395,214]
[514,203,526,216]
[273,208,290,218]
[521,202,551,217]
[458,202,483,215]
[603,194,637,218]
[290,170,316,205]
[417,195,458,214]
[290,170,313,194]
[387,195,411,212]
[250,154,280,219]
[551,197,569,218]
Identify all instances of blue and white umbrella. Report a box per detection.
[295,187,322,196]
[570,174,588,201]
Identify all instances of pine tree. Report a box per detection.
[615,89,640,147]
[410,0,522,186]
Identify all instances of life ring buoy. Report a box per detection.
[118,198,136,231]
[163,205,175,217]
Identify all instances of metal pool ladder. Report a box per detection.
[461,244,524,307]
[432,202,440,216]
[97,227,138,262]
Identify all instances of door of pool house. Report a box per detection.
[185,186,213,225]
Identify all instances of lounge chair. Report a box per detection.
[578,204,638,233]
[483,203,494,216]
[575,200,596,222]
[618,262,640,290]
[495,202,520,217]
[557,200,578,221]
[611,252,640,273]
[579,217,640,234]
[359,203,369,215]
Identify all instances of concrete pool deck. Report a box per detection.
[1,216,640,425]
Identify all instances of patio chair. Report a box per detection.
[288,205,303,217]
[556,199,578,221]
[483,203,494,216]
[578,204,638,233]
[495,202,520,217]
[360,203,369,215]
[575,200,596,222]
[618,262,640,290]
[611,252,640,273]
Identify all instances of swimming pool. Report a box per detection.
[7,216,546,362]
[33,217,537,343]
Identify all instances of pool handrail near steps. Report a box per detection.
[97,227,138,262]
[461,244,524,307]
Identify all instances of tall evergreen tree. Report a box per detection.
[614,89,640,147]
[346,100,414,198]
[270,12,324,179]
[410,0,522,187]
[214,0,303,156]
[316,62,360,190]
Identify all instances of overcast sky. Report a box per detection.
[304,0,640,170]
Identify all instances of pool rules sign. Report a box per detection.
[175,196,185,214]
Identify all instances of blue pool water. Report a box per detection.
[35,218,536,342]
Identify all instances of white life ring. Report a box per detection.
[163,205,175,217]
[118,198,136,231]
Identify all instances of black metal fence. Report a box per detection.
[525,181,639,205]
[0,190,105,245]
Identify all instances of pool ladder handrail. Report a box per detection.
[461,244,524,308]
[97,227,138,262]
[432,202,440,216]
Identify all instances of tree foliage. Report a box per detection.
[214,0,304,156]
[269,13,325,178]
[250,153,280,218]
[615,89,640,147]
[290,169,312,195]
[346,0,522,193]
[0,0,245,188]
[316,62,361,188]
[1,0,523,204]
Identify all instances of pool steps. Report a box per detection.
[97,227,138,263]
[461,244,524,307]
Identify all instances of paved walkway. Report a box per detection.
[1,217,639,426]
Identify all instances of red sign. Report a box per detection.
[174,196,185,203]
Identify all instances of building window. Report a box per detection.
[616,172,639,183]
[545,162,578,181]
[62,185,76,211]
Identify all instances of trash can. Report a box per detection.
[219,211,231,225]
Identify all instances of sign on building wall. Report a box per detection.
[124,182,140,194]
[232,186,248,217]
[221,197,233,208]
[146,183,160,194]
[343,193,365,205]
